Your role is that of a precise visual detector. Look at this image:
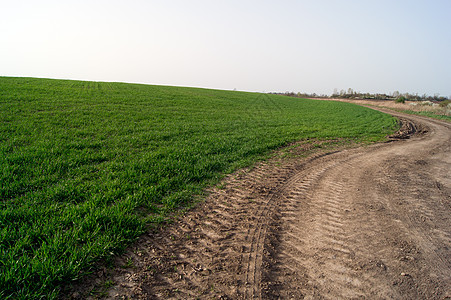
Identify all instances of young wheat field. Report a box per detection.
[0,77,397,299]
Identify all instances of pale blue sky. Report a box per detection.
[1,0,450,96]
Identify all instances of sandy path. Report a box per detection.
[264,113,450,299]
[70,110,450,299]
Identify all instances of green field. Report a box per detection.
[0,77,397,299]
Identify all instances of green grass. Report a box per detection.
[0,77,397,299]
[393,109,451,122]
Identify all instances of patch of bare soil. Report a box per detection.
[388,117,428,140]
[66,111,451,299]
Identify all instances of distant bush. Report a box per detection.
[395,96,406,103]
[439,99,450,107]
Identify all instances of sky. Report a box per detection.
[1,0,450,96]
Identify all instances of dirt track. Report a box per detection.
[76,110,450,299]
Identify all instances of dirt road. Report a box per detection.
[77,111,450,299]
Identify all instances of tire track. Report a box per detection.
[263,156,378,299]
[242,155,336,298]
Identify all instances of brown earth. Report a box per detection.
[67,109,451,299]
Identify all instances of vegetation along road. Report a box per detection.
[79,110,450,299]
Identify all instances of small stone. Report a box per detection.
[400,272,409,276]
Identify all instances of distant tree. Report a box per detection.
[272,89,448,103]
